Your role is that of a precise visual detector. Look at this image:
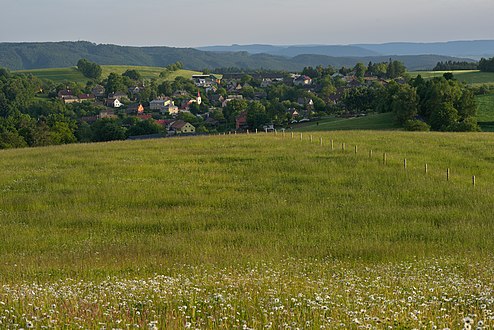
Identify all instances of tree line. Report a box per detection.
[433,61,478,71]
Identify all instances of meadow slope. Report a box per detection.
[1,132,494,328]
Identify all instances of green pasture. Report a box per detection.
[477,93,494,131]
[292,112,400,132]
[15,66,203,84]
[410,70,494,86]
[1,132,493,282]
[16,67,89,84]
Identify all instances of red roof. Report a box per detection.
[137,114,153,120]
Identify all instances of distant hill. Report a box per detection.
[356,40,494,59]
[197,44,381,57]
[0,41,478,72]
[198,40,494,59]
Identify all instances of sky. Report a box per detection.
[1,0,493,47]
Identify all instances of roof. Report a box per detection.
[170,120,189,129]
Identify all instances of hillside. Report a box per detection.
[1,132,494,327]
[0,41,477,71]
[1,132,493,280]
[15,66,203,83]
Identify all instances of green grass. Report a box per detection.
[410,70,494,87]
[1,132,493,281]
[293,112,401,132]
[476,93,494,131]
[1,132,494,327]
[15,66,203,83]
[16,67,89,84]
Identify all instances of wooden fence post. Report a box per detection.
[404,158,407,169]
[320,137,323,146]
[354,145,358,154]
[383,153,387,165]
[425,163,428,174]
[447,168,450,181]
[246,129,249,134]
[255,129,258,134]
[300,133,303,141]
[291,132,294,139]
[342,143,345,151]
[369,149,373,158]
[473,175,476,187]
[331,140,334,150]
[310,135,313,143]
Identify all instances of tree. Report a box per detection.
[105,73,127,94]
[127,119,162,137]
[392,85,418,125]
[354,63,367,78]
[122,69,142,81]
[478,57,494,72]
[246,101,268,129]
[92,119,127,142]
[77,59,102,80]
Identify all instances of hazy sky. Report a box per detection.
[1,0,493,47]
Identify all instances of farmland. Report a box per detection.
[1,132,494,328]
[14,66,203,83]
[292,112,401,131]
[410,70,494,87]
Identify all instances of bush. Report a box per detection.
[404,119,430,131]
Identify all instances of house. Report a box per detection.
[57,89,73,99]
[78,94,96,102]
[150,97,173,110]
[169,120,195,134]
[137,114,153,120]
[106,98,123,108]
[261,78,273,88]
[91,85,106,98]
[235,111,248,130]
[161,104,179,115]
[293,75,313,86]
[108,92,128,100]
[126,103,145,115]
[62,95,80,104]
[191,74,219,87]
[128,85,145,96]
[221,95,243,108]
[98,109,117,119]
[287,108,299,119]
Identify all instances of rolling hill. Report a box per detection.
[0,41,479,72]
[198,40,494,59]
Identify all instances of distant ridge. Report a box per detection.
[198,40,494,59]
[0,41,480,72]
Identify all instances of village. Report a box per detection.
[54,63,399,139]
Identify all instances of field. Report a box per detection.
[292,112,401,131]
[15,66,203,84]
[1,132,494,328]
[410,70,494,87]
[477,94,494,132]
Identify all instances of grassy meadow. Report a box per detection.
[1,132,494,328]
[292,113,401,132]
[410,70,494,87]
[15,66,203,83]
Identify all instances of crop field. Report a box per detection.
[15,66,203,83]
[1,132,494,328]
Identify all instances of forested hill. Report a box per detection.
[0,41,475,71]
